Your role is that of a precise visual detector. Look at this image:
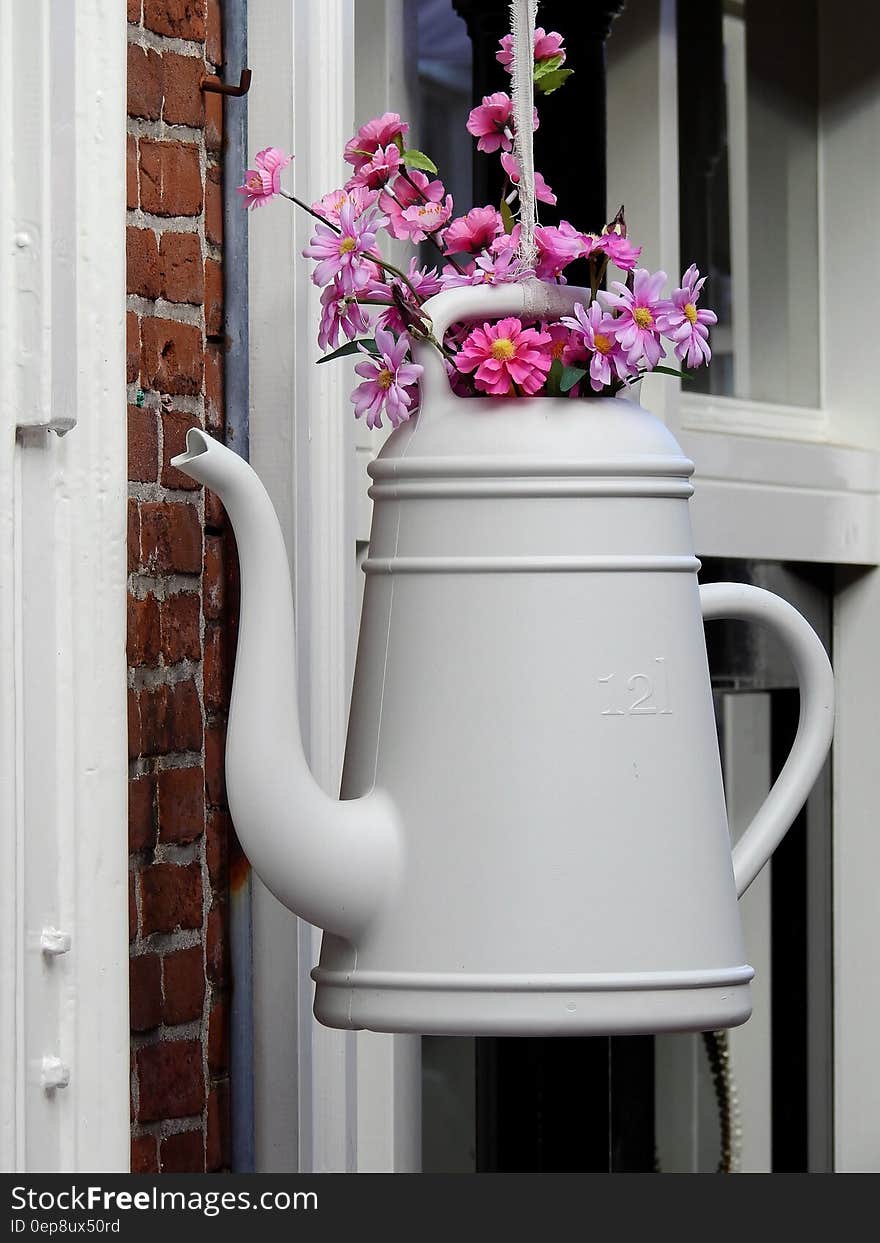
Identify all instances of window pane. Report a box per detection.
[678,0,820,406]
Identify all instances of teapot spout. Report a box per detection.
[171,429,401,939]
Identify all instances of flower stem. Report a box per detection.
[280,188,337,230]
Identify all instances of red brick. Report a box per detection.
[205,90,223,155]
[203,625,225,712]
[127,227,161,300]
[129,871,138,942]
[207,996,228,1076]
[141,317,203,397]
[160,1129,205,1173]
[202,534,225,619]
[204,488,225,532]
[158,765,205,844]
[161,52,205,127]
[127,135,138,210]
[160,591,201,664]
[138,679,203,756]
[139,140,203,217]
[206,0,222,66]
[128,405,158,483]
[128,592,161,667]
[205,899,227,985]
[204,343,224,433]
[128,685,142,761]
[159,232,203,305]
[206,1081,230,1171]
[162,945,205,1024]
[127,0,141,23]
[140,861,202,936]
[205,722,226,806]
[137,1040,205,1123]
[205,164,222,247]
[206,807,229,889]
[161,409,200,489]
[128,499,141,574]
[204,258,223,338]
[127,44,162,120]
[130,1133,158,1174]
[130,953,162,1031]
[127,311,140,384]
[140,501,202,574]
[129,773,157,852]
[144,0,206,40]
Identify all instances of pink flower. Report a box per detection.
[599,268,670,367]
[344,113,408,172]
[467,92,514,154]
[444,206,504,255]
[345,143,401,191]
[400,195,454,243]
[302,199,386,293]
[379,170,446,241]
[351,327,423,430]
[312,186,379,225]
[237,147,292,209]
[561,301,637,392]
[497,28,566,72]
[318,280,370,351]
[532,221,590,281]
[499,152,557,205]
[440,246,521,289]
[455,316,552,397]
[369,262,442,334]
[593,231,643,272]
[659,264,717,368]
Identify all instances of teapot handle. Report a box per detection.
[700,582,834,897]
[412,278,594,413]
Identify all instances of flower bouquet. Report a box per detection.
[239,19,715,431]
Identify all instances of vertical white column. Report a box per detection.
[0,0,129,1172]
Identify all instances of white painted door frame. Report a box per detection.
[0,0,129,1172]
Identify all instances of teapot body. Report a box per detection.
[313,396,753,1035]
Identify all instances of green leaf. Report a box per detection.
[545,357,564,397]
[560,365,587,394]
[499,196,515,234]
[316,338,377,365]
[650,365,694,381]
[401,148,438,174]
[535,67,574,95]
[533,53,565,82]
[394,134,406,154]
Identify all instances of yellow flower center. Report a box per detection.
[490,337,516,362]
[377,368,394,391]
[551,340,566,360]
[247,173,262,190]
[339,237,357,254]
[594,333,613,355]
[684,302,698,324]
[633,306,653,329]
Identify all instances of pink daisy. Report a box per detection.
[455,317,552,397]
[561,301,637,392]
[439,246,521,289]
[351,327,423,430]
[499,152,557,205]
[444,206,504,256]
[379,170,446,241]
[659,264,717,368]
[368,262,442,334]
[497,28,566,72]
[237,147,292,209]
[344,113,408,172]
[302,199,386,293]
[318,279,370,351]
[599,268,670,367]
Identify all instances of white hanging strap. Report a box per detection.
[509,0,539,272]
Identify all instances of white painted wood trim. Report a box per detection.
[0,0,129,1172]
[680,392,829,444]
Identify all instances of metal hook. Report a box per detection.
[201,68,252,98]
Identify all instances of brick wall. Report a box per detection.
[126,0,235,1174]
